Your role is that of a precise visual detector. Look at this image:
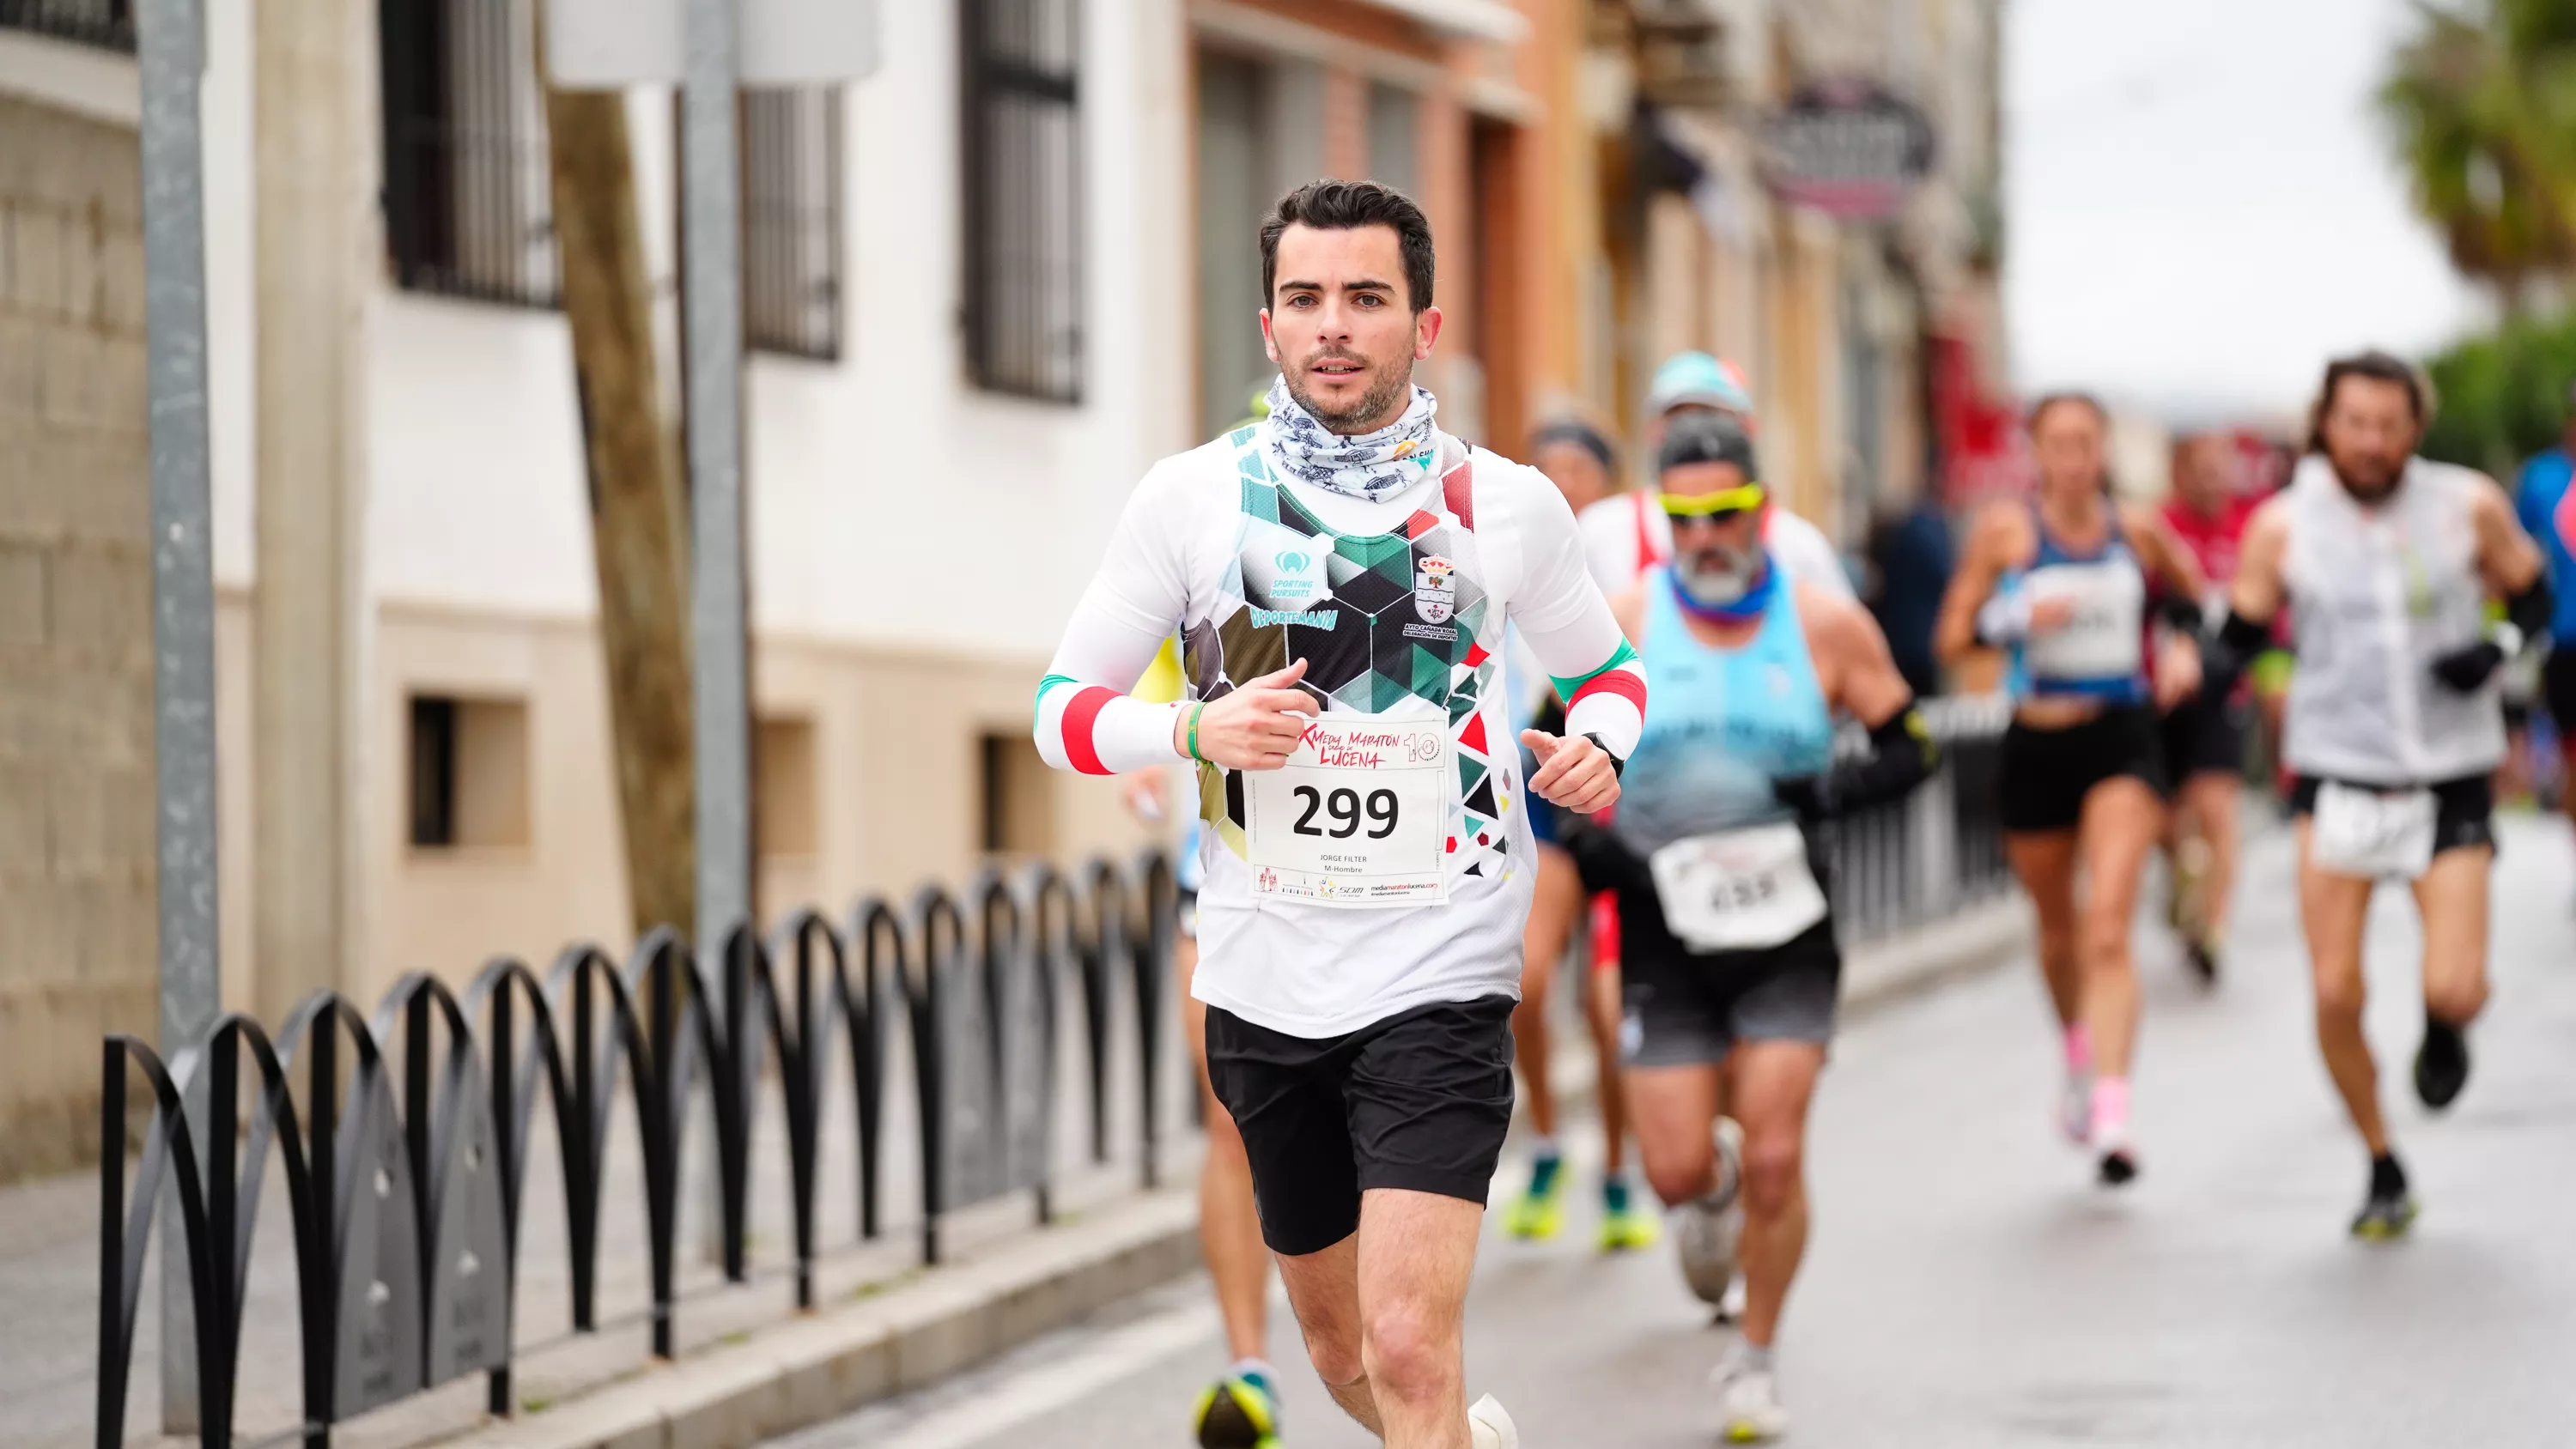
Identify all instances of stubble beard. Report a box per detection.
[1285,350,1415,435]
[2327,446,2406,505]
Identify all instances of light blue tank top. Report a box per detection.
[1612,564,1837,858]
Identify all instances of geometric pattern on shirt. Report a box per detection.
[1185,424,1511,877]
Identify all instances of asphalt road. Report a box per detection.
[769,815,2576,1447]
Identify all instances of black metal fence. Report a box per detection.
[0,0,133,52]
[1828,694,2014,943]
[95,853,1176,1449]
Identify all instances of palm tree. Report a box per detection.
[2379,0,2576,315]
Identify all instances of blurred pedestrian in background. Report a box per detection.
[2512,380,2576,840]
[2157,434,2260,980]
[1504,418,1659,1255]
[1862,495,1955,700]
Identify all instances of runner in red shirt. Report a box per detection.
[2159,434,2258,981]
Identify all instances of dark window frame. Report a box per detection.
[742,88,847,361]
[378,0,560,309]
[379,0,847,356]
[0,0,135,53]
[408,695,460,848]
[959,0,1085,403]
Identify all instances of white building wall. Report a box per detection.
[331,0,1194,652]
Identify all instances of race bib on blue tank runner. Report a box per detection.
[2308,781,2435,881]
[1647,822,1828,952]
[1243,715,1452,907]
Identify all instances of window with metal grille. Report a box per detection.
[0,0,133,52]
[960,0,1083,403]
[743,89,843,361]
[379,0,560,307]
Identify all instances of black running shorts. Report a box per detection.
[1997,704,2167,834]
[2159,691,2248,783]
[1205,996,1516,1258]
[1568,822,1842,1068]
[2287,773,2496,858]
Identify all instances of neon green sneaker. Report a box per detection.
[1503,1153,1567,1240]
[1596,1175,1662,1252]
[1193,1367,1283,1448]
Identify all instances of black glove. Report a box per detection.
[2429,640,2506,693]
[1772,775,1823,816]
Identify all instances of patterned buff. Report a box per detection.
[1261,374,1443,502]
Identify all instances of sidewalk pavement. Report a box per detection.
[14,896,2034,1449]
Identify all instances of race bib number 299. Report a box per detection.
[1243,717,1451,908]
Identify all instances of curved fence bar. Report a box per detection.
[93,852,1177,1449]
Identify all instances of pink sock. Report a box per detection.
[2063,1023,2093,1076]
[2092,1076,2130,1139]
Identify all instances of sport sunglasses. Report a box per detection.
[1658,483,1766,520]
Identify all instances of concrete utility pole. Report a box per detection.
[681,0,751,952]
[542,75,699,944]
[134,0,214,1428]
[250,0,368,1024]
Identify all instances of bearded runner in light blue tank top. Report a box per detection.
[1559,413,1934,1441]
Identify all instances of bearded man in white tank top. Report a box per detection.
[2216,351,2549,1239]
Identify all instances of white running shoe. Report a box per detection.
[1468,1393,1521,1448]
[1712,1346,1789,1442]
[1674,1119,1746,1305]
[1717,1272,1748,1324]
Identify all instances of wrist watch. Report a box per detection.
[1583,731,1627,780]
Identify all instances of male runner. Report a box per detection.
[1574,352,1853,598]
[2159,434,2258,979]
[1507,354,1850,1265]
[1567,412,1934,1440]
[1505,421,1656,1252]
[1035,179,1645,1449]
[2214,351,2546,1237]
[2512,380,2576,856]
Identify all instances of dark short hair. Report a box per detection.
[1260,179,1437,313]
[1530,419,1617,474]
[2026,391,2108,433]
[1657,410,1759,481]
[2310,349,2431,452]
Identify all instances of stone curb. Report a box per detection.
[428,1190,1201,1449]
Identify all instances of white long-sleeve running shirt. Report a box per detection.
[1035,426,1645,1037]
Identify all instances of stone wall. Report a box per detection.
[0,92,155,1183]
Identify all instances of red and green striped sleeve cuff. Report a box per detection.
[1550,640,1646,756]
[1034,673,1182,777]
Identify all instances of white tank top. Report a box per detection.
[2281,454,2502,784]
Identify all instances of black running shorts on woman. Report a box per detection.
[1206,996,1516,1257]
[1997,703,2167,834]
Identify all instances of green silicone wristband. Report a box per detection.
[1186,702,1206,762]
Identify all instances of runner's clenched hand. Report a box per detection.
[1177,659,1314,771]
[1521,729,1621,814]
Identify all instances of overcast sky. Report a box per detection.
[2003,0,2488,424]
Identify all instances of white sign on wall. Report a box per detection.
[548,0,879,88]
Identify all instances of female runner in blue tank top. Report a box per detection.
[1935,394,2210,1187]
[1561,414,1934,1441]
